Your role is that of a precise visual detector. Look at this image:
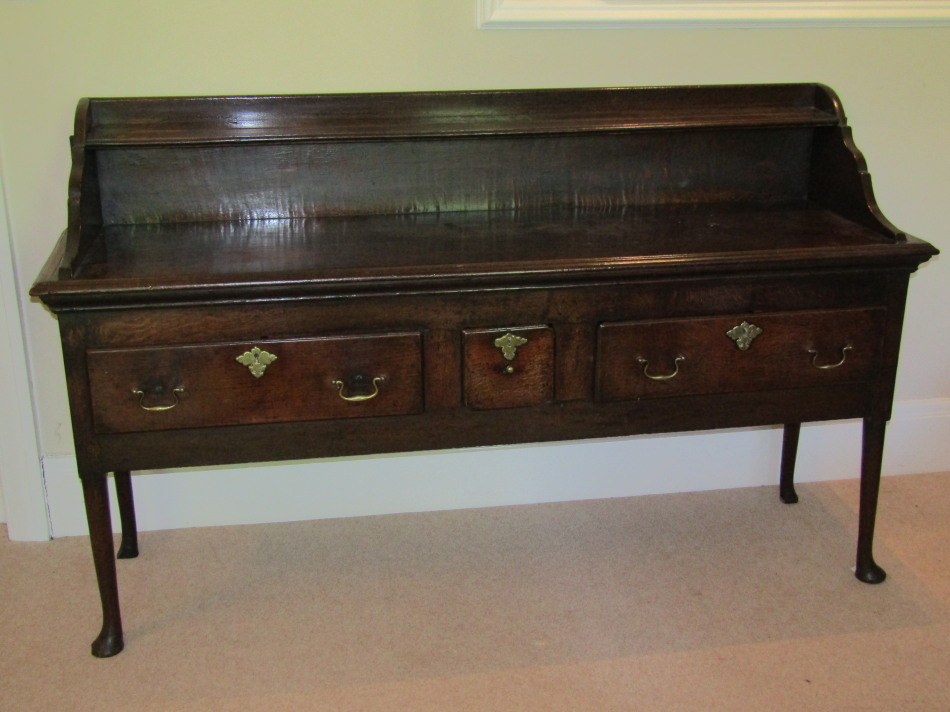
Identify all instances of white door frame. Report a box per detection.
[0,147,50,541]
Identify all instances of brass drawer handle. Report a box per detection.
[132,387,184,411]
[637,356,685,381]
[332,376,382,402]
[808,345,852,370]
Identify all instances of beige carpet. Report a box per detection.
[2,472,948,711]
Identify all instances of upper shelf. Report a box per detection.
[31,83,936,296]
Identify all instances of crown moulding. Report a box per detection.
[477,0,950,29]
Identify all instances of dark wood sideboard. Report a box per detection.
[31,85,937,657]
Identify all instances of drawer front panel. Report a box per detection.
[463,325,554,410]
[87,332,423,433]
[596,308,885,402]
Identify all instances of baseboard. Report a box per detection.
[42,398,950,539]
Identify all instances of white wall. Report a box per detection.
[1,1,947,539]
[0,145,48,537]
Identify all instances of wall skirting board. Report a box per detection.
[41,399,949,539]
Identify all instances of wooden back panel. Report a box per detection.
[96,129,814,224]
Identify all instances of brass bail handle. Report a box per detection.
[332,376,382,402]
[132,387,184,411]
[637,356,685,381]
[808,344,852,370]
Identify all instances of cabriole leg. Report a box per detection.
[81,474,125,657]
[113,471,139,559]
[855,417,887,584]
[779,422,801,504]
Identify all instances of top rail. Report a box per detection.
[76,84,843,147]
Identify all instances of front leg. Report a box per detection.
[81,474,125,657]
[855,417,887,583]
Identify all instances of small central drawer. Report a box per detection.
[87,332,423,434]
[596,308,885,402]
[463,325,554,410]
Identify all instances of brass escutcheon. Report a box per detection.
[726,321,762,351]
[494,332,528,361]
[236,346,277,378]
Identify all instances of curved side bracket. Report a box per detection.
[809,123,907,243]
[59,98,102,278]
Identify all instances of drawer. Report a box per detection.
[87,332,423,434]
[596,308,885,402]
[463,325,554,410]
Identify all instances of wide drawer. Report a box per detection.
[596,308,885,402]
[87,332,423,433]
